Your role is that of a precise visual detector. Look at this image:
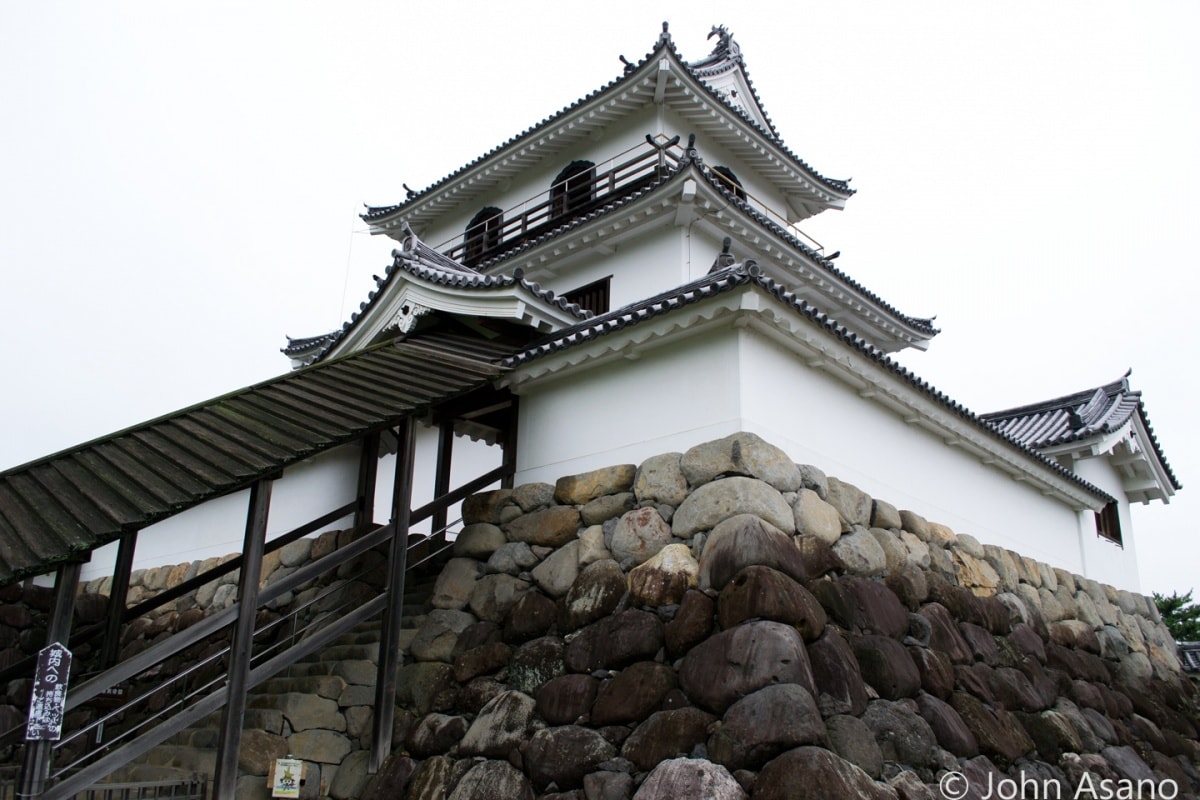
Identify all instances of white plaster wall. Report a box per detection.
[734,330,1092,576]
[372,423,505,535]
[514,330,742,484]
[1070,455,1142,592]
[509,320,1147,588]
[80,443,361,582]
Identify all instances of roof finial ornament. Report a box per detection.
[658,21,672,46]
[619,54,635,74]
[403,183,416,200]
[706,25,742,63]
[678,133,703,167]
[710,236,736,273]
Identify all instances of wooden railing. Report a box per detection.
[437,138,685,266]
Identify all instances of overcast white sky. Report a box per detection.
[2,2,1197,595]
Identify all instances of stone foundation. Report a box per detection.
[3,432,1196,799]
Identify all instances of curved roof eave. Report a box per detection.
[468,162,933,346]
[505,264,1114,507]
[361,36,852,230]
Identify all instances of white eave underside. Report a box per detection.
[1039,418,1177,505]
[502,286,1105,513]
[476,172,931,354]
[366,53,850,237]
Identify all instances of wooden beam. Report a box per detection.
[355,432,380,530]
[431,421,454,542]
[100,532,137,670]
[213,478,273,798]
[502,396,519,490]
[371,419,416,772]
[18,561,82,797]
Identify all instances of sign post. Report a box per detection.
[26,642,72,742]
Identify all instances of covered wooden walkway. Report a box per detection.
[0,327,520,798]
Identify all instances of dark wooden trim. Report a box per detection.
[432,422,454,540]
[213,479,273,798]
[355,432,380,529]
[371,420,416,772]
[100,532,137,671]
[18,561,82,797]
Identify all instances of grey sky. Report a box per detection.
[2,2,1197,594]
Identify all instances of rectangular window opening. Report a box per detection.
[564,276,611,316]
[1094,501,1123,547]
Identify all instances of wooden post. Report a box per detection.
[431,420,454,540]
[354,432,380,530]
[370,418,415,772]
[501,397,519,490]
[213,479,273,798]
[18,561,82,797]
[99,531,137,670]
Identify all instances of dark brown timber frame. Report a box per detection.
[3,333,521,797]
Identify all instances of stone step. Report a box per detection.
[254,673,348,699]
[137,744,217,775]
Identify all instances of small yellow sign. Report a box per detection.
[271,757,304,798]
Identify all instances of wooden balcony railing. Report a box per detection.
[438,138,685,266]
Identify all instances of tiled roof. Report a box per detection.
[0,332,510,586]
[506,262,1113,504]
[362,25,851,223]
[470,161,934,341]
[1179,642,1200,673]
[981,374,1181,491]
[283,231,591,366]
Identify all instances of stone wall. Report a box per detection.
[369,432,1198,800]
[3,432,1197,798]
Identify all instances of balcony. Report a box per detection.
[434,135,825,268]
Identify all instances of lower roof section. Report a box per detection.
[0,332,509,586]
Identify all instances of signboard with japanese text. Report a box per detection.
[25,642,72,741]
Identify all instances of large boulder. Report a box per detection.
[717,565,826,641]
[590,661,678,725]
[565,610,664,673]
[679,620,814,714]
[535,673,599,726]
[504,506,581,547]
[808,628,869,717]
[754,747,896,800]
[673,478,795,538]
[708,683,827,770]
[621,707,718,771]
[680,432,803,491]
[555,464,637,505]
[559,559,627,632]
[850,635,921,700]
[811,575,909,639]
[633,758,747,800]
[610,507,673,566]
[634,452,690,507]
[628,543,699,607]
[447,760,534,800]
[524,725,617,791]
[698,514,809,591]
[456,690,536,758]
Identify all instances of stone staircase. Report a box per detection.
[92,568,441,796]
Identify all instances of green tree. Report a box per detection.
[1153,590,1200,641]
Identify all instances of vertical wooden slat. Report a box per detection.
[431,422,454,541]
[354,433,380,530]
[18,561,82,797]
[370,419,415,772]
[212,479,272,798]
[501,397,519,490]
